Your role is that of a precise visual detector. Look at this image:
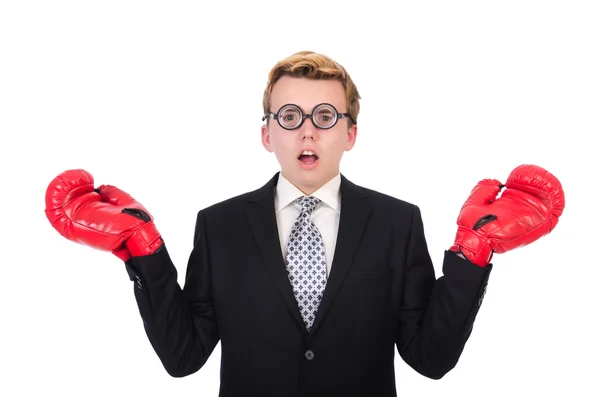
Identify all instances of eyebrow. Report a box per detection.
[274,103,345,114]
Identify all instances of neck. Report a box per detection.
[282,170,339,196]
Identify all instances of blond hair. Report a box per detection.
[262,51,361,127]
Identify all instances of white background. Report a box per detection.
[1,1,598,396]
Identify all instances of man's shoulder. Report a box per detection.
[352,181,418,213]
[195,181,271,216]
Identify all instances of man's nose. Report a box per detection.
[299,117,318,139]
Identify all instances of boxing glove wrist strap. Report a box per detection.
[125,221,162,257]
[450,227,493,267]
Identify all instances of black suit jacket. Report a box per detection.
[125,172,492,397]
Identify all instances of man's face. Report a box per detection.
[261,76,357,195]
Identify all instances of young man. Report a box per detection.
[45,51,564,396]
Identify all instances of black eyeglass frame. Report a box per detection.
[262,103,356,130]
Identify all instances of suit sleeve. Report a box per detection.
[123,210,220,377]
[395,205,492,379]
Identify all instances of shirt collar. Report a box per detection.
[275,172,341,213]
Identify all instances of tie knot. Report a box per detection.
[295,196,321,214]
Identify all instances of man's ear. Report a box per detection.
[345,124,357,151]
[261,124,273,152]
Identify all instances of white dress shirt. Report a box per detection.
[274,172,341,279]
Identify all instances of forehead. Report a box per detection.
[270,76,346,112]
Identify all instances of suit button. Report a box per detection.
[135,276,144,296]
[304,350,315,360]
[478,284,488,306]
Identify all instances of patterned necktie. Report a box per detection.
[285,196,327,331]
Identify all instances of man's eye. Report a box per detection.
[317,114,333,123]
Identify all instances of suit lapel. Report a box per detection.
[245,172,307,329]
[245,172,371,336]
[308,174,370,339]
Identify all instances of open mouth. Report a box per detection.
[298,150,319,165]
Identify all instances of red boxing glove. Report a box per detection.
[45,169,163,262]
[450,164,565,266]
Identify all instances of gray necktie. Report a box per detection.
[285,196,327,331]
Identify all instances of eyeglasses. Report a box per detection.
[262,103,356,130]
